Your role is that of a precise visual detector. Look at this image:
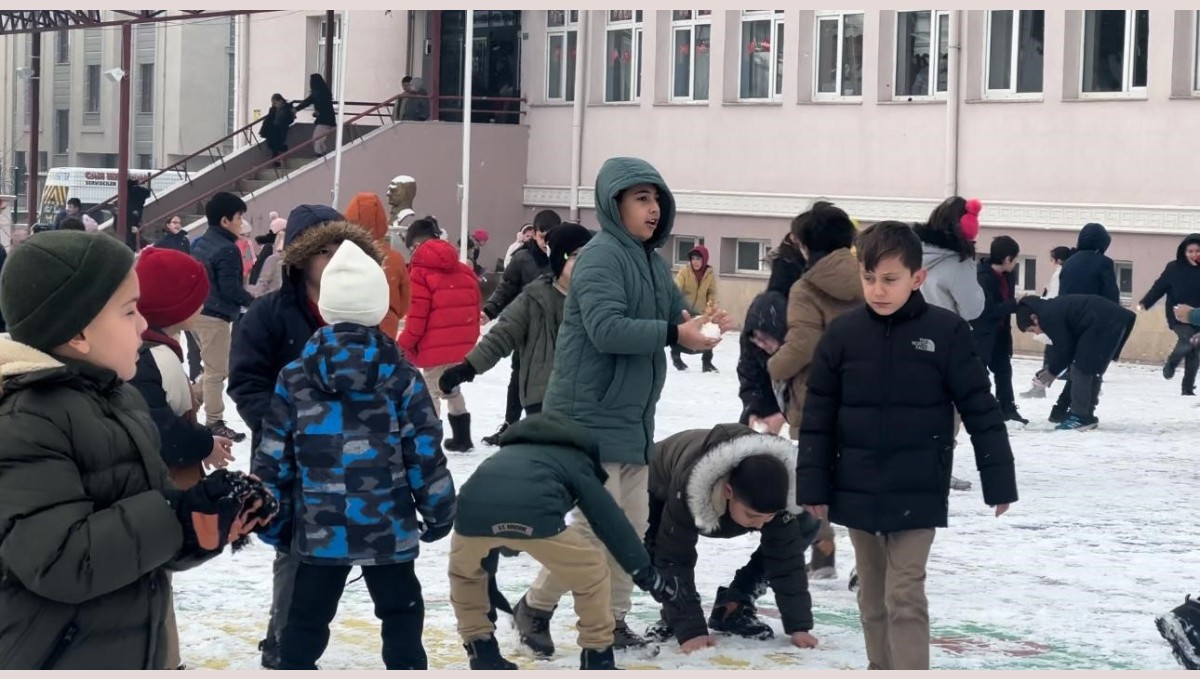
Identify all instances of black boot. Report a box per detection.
[1048,403,1069,424]
[644,617,674,643]
[464,636,517,670]
[1184,385,1196,396]
[671,351,688,371]
[481,421,510,447]
[702,359,718,373]
[708,586,774,640]
[444,413,474,452]
[258,638,281,670]
[580,646,619,670]
[612,619,648,649]
[513,595,555,657]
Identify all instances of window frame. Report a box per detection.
[983,10,1045,100]
[314,17,341,78]
[1114,260,1135,303]
[54,31,70,64]
[813,10,865,101]
[1015,255,1039,294]
[1079,9,1148,99]
[545,10,580,103]
[669,10,713,102]
[137,62,155,114]
[84,64,101,115]
[673,234,705,266]
[894,9,950,100]
[53,109,69,155]
[739,10,786,102]
[734,238,771,275]
[605,10,644,103]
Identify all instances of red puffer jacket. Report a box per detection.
[400,238,482,368]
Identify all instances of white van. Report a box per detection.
[36,167,186,227]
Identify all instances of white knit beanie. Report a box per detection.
[318,240,389,327]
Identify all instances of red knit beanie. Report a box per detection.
[136,246,210,329]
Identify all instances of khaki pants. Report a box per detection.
[450,528,614,650]
[525,463,648,620]
[192,314,232,426]
[312,124,335,155]
[422,364,467,418]
[164,574,181,669]
[848,528,937,670]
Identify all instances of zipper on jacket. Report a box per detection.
[40,623,77,669]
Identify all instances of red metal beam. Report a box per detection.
[116,22,131,244]
[26,31,40,228]
[0,10,273,37]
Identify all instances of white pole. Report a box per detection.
[459,10,474,263]
[569,11,588,221]
[944,10,960,198]
[331,9,350,208]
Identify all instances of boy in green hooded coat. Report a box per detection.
[513,157,734,653]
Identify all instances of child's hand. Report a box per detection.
[993,503,1010,517]
[710,308,736,335]
[790,631,819,649]
[677,311,721,351]
[804,504,828,521]
[680,635,718,654]
[204,436,235,471]
[749,413,786,434]
[751,330,781,356]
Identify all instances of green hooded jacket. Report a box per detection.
[542,157,687,465]
[466,275,564,410]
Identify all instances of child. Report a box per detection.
[399,217,482,452]
[672,244,719,372]
[644,424,822,653]
[513,157,733,653]
[797,221,1017,671]
[250,214,288,298]
[449,414,684,670]
[253,240,456,670]
[0,231,272,669]
[437,222,593,418]
[1138,233,1200,395]
[228,203,382,669]
[344,192,412,339]
[970,235,1027,425]
[1016,294,1137,431]
[1021,245,1074,398]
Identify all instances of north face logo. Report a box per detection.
[912,338,936,353]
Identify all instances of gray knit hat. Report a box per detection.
[0,231,135,352]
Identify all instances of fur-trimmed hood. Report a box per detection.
[281,220,383,270]
[684,430,802,533]
[0,334,63,380]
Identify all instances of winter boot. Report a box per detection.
[1163,359,1179,380]
[1055,413,1099,432]
[258,638,282,670]
[481,421,510,447]
[847,567,859,592]
[209,420,246,443]
[513,595,556,657]
[671,351,688,371]
[950,475,973,491]
[1183,385,1196,397]
[444,413,474,452]
[1048,403,1069,424]
[465,636,518,670]
[708,587,774,640]
[1001,403,1029,426]
[1156,595,1200,670]
[702,355,718,373]
[644,618,674,643]
[580,646,619,670]
[807,538,837,580]
[612,619,649,649]
[1020,383,1046,399]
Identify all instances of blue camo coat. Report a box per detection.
[252,323,456,566]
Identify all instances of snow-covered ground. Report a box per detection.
[173,338,1195,670]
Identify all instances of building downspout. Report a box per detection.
[568,11,588,221]
[944,9,961,198]
[237,14,251,144]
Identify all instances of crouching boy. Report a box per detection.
[644,424,822,653]
[449,414,687,671]
[252,241,457,670]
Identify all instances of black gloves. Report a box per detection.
[166,470,279,555]
[438,363,478,394]
[632,567,691,604]
[420,522,453,544]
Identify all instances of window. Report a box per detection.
[85,65,101,114]
[814,11,864,99]
[673,235,705,265]
[895,10,950,98]
[735,239,770,274]
[546,10,580,102]
[315,17,340,77]
[53,109,69,154]
[1115,261,1134,301]
[985,10,1044,96]
[137,154,154,170]
[1015,256,1038,293]
[605,11,643,102]
[55,31,69,64]
[138,63,154,113]
[740,10,785,100]
[670,10,712,101]
[1082,10,1148,95]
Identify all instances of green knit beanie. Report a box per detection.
[0,231,135,352]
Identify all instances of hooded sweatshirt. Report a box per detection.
[1139,233,1200,329]
[1059,223,1119,303]
[915,225,985,321]
[344,192,412,338]
[674,244,717,314]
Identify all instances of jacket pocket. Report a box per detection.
[39,622,78,670]
[599,361,627,409]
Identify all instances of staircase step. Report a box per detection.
[239,179,273,195]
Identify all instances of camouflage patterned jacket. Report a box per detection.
[252,323,456,566]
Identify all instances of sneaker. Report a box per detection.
[513,595,555,657]
[481,422,510,447]
[1020,383,1046,399]
[702,361,718,374]
[580,646,618,670]
[1001,404,1029,426]
[1048,404,1069,424]
[1055,414,1099,431]
[847,567,859,592]
[950,475,973,491]
[209,420,246,443]
[613,619,649,649]
[708,589,774,641]
[464,636,518,670]
[644,618,674,643]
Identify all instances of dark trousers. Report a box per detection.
[671,348,714,365]
[184,331,203,382]
[504,353,522,425]
[1169,325,1200,390]
[983,332,1015,407]
[1067,365,1104,419]
[279,561,427,670]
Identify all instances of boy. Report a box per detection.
[479,209,560,445]
[513,157,733,653]
[190,192,255,442]
[644,424,821,653]
[1016,294,1137,431]
[1021,245,1074,398]
[797,221,1018,671]
[253,240,456,670]
[228,203,382,668]
[971,235,1028,425]
[449,414,685,670]
[671,244,719,373]
[438,222,593,417]
[0,231,273,669]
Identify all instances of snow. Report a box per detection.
[173,339,1195,670]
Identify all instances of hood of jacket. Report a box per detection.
[1077,222,1112,253]
[766,247,806,294]
[802,247,862,302]
[1176,233,1200,265]
[688,244,710,269]
[0,335,118,398]
[684,423,803,533]
[745,290,788,343]
[299,324,398,395]
[344,192,390,242]
[593,157,676,251]
[410,237,465,273]
[498,412,606,482]
[282,220,381,270]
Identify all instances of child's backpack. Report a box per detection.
[1156,595,1200,669]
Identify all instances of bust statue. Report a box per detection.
[387,175,417,232]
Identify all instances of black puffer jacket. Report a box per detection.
[648,424,818,644]
[797,292,1018,534]
[1059,223,1119,303]
[0,246,7,332]
[1139,234,1200,329]
[483,240,551,320]
[970,256,1019,357]
[1019,295,1137,376]
[191,225,254,322]
[737,250,805,422]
